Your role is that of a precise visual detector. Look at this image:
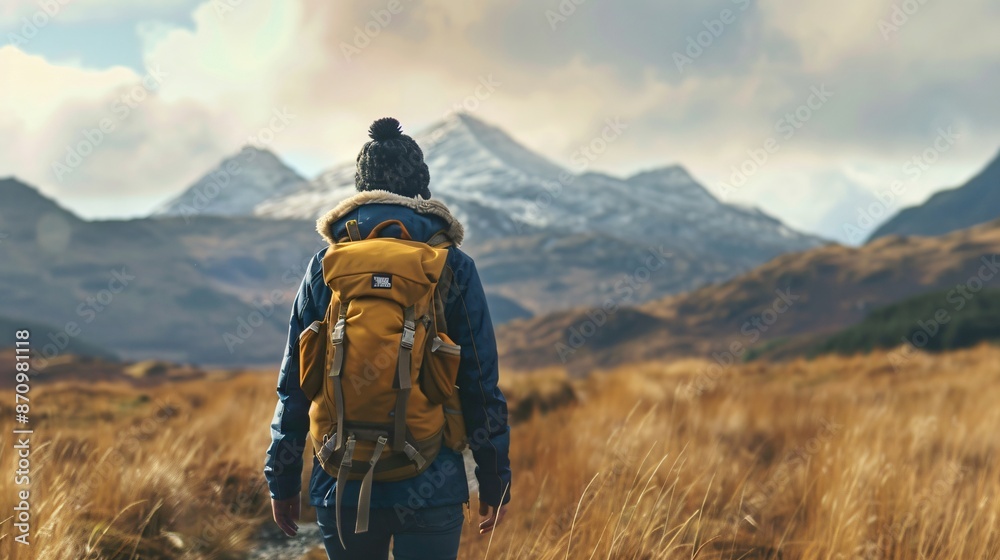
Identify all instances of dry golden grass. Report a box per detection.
[2,345,1000,559]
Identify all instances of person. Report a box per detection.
[263,117,511,560]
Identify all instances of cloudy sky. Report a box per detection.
[1,0,998,244]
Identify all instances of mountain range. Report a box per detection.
[0,178,318,366]
[497,217,1000,372]
[6,114,996,368]
[157,113,828,313]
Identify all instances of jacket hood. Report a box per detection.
[315,190,465,246]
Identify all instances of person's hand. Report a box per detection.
[272,495,301,537]
[478,501,507,534]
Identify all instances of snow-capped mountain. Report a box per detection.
[153,146,306,218]
[254,113,825,256]
[148,114,827,313]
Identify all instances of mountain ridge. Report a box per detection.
[151,113,829,313]
[497,217,1000,372]
[153,146,306,219]
[868,149,1000,241]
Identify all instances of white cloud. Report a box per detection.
[0,46,135,131]
[0,0,997,227]
[0,45,228,211]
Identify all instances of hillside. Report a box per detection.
[0,178,544,366]
[0,177,320,366]
[869,149,1000,241]
[0,314,118,361]
[498,217,1000,371]
[807,288,1000,357]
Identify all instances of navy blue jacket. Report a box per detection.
[263,199,511,511]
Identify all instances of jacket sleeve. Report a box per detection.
[263,256,318,500]
[444,249,512,507]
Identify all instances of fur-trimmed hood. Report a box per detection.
[315,190,465,246]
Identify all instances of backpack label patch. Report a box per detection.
[371,273,393,289]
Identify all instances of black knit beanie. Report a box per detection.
[355,117,431,199]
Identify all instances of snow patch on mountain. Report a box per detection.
[154,147,306,218]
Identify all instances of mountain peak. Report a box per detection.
[625,165,718,207]
[628,165,696,184]
[416,113,565,180]
[152,147,305,217]
[0,177,79,221]
[225,145,288,167]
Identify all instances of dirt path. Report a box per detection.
[247,523,325,560]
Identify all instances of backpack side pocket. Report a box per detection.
[299,320,327,401]
[442,390,468,452]
[420,332,461,405]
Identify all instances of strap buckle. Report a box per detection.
[400,321,416,349]
[341,434,356,468]
[403,442,427,470]
[331,318,346,345]
[318,433,338,465]
[335,434,357,550]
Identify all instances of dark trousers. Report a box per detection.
[315,503,464,560]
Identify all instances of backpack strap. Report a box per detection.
[329,304,348,453]
[355,435,388,534]
[393,306,416,452]
[345,219,361,242]
[428,229,453,338]
[427,229,452,249]
[433,263,453,337]
[334,433,356,550]
[316,299,341,467]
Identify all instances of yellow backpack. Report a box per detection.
[297,218,467,546]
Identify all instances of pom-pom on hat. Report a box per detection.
[355,117,431,199]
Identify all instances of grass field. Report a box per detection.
[2,345,999,559]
